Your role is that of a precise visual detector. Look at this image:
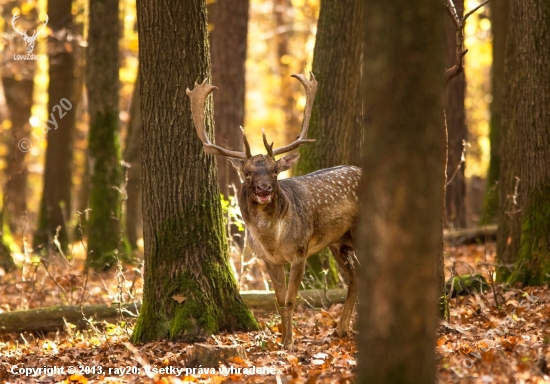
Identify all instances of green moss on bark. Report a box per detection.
[508,185,550,285]
[87,111,130,270]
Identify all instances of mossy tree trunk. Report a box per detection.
[444,0,467,229]
[132,0,258,343]
[209,0,248,197]
[123,70,142,251]
[482,0,509,223]
[357,0,445,381]
[34,0,76,253]
[294,0,364,289]
[497,0,550,284]
[86,0,127,269]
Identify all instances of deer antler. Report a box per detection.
[11,13,27,38]
[186,80,250,159]
[272,72,318,156]
[32,14,49,40]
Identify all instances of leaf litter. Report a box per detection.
[0,242,549,383]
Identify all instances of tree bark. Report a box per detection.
[34,0,76,252]
[497,0,550,284]
[444,0,467,229]
[86,0,127,269]
[132,0,258,343]
[483,0,509,223]
[2,76,34,234]
[209,0,249,197]
[294,0,364,289]
[123,71,142,251]
[357,0,445,382]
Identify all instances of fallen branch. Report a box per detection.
[0,289,347,333]
[443,224,498,245]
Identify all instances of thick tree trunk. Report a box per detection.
[497,0,550,284]
[34,0,76,252]
[295,0,365,289]
[132,0,258,343]
[444,0,467,229]
[209,0,248,197]
[483,0,509,223]
[86,0,127,269]
[123,71,142,251]
[357,0,445,382]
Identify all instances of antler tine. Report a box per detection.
[11,13,26,37]
[186,80,247,159]
[262,128,274,157]
[272,72,318,156]
[240,127,252,158]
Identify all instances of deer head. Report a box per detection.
[12,12,49,54]
[186,73,318,204]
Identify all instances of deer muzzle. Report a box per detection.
[255,183,273,204]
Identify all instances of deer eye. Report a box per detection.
[244,172,251,179]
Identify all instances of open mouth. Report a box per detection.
[255,193,272,204]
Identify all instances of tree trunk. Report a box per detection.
[444,0,467,229]
[483,0,509,223]
[86,0,127,269]
[357,0,445,381]
[209,0,248,197]
[294,0,364,289]
[123,71,142,251]
[34,0,76,253]
[2,75,34,234]
[497,0,550,285]
[273,0,302,146]
[132,0,258,343]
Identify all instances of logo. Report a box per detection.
[11,11,48,55]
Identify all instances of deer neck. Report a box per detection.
[240,186,289,225]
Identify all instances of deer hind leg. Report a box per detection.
[282,258,307,349]
[264,262,288,342]
[329,242,358,337]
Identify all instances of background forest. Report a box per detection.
[0,0,549,383]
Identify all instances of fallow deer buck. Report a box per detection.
[186,73,360,348]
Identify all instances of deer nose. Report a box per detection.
[256,183,272,193]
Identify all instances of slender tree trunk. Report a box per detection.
[357,0,445,381]
[209,0,248,197]
[497,0,550,284]
[444,0,467,229]
[2,75,34,234]
[123,71,142,251]
[483,0,509,223]
[132,0,258,343]
[86,0,127,269]
[273,0,301,146]
[295,0,364,289]
[34,0,76,252]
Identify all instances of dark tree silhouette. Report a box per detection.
[357,0,445,381]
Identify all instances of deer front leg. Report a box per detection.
[264,262,288,342]
[283,258,306,349]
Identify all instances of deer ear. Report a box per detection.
[229,158,245,183]
[277,153,300,172]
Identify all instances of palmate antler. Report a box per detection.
[186,72,318,159]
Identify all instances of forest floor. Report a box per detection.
[0,240,549,383]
